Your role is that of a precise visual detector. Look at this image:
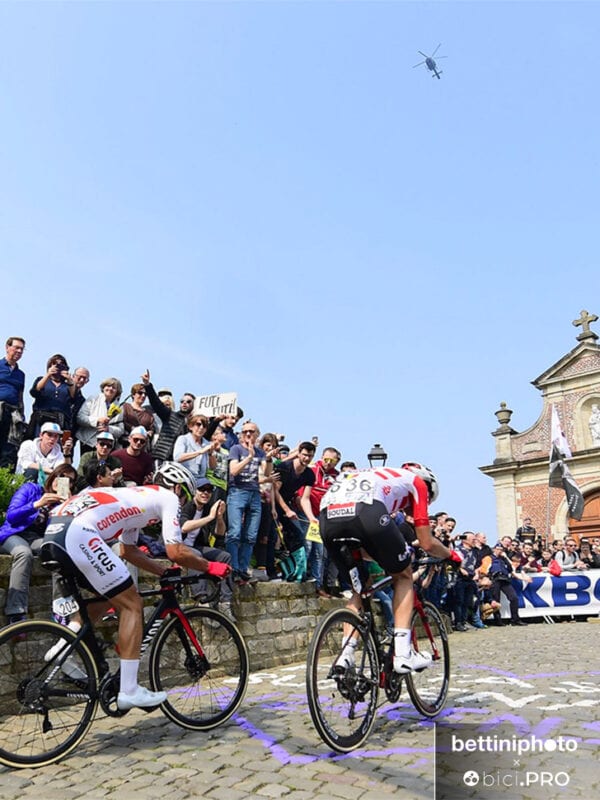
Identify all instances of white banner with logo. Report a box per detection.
[502,569,600,618]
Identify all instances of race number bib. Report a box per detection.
[326,473,375,506]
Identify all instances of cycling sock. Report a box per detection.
[393,628,412,659]
[120,659,140,695]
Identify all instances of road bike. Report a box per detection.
[306,541,450,752]
[0,565,249,768]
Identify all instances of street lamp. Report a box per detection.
[367,443,388,468]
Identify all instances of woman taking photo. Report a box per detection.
[0,463,78,623]
[28,353,77,437]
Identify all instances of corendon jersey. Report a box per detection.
[51,485,183,546]
[44,486,183,598]
[320,467,430,527]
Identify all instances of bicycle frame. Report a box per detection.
[46,571,220,708]
[342,542,445,673]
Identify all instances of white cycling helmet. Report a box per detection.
[153,461,196,501]
[401,462,439,503]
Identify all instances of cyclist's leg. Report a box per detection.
[359,510,431,673]
[319,510,366,668]
[60,525,167,709]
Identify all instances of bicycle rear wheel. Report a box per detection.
[0,620,98,768]
[405,602,450,717]
[149,607,248,730]
[306,608,379,753]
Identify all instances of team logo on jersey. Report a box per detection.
[379,514,391,526]
[327,503,357,519]
[85,536,116,572]
[97,506,142,531]
[383,485,391,495]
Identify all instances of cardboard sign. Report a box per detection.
[193,392,237,418]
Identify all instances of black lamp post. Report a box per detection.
[367,443,388,468]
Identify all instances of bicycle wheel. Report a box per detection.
[405,602,450,717]
[0,620,98,768]
[306,608,379,753]
[149,607,248,730]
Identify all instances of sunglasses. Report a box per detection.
[97,441,112,448]
[180,399,193,404]
[197,486,212,493]
[131,437,146,444]
[323,458,339,464]
[192,422,206,427]
[134,390,146,396]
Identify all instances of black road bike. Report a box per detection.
[0,566,249,768]
[306,542,451,752]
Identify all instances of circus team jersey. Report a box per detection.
[51,485,183,547]
[320,467,430,527]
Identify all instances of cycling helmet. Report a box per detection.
[401,462,439,503]
[153,461,196,501]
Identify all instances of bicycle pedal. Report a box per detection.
[140,704,161,714]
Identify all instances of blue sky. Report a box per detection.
[2,1,599,535]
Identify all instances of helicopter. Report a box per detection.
[413,44,447,79]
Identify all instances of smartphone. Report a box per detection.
[56,477,71,500]
[62,430,72,446]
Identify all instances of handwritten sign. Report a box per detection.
[193,392,237,417]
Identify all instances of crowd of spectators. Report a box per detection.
[1,336,598,628]
[422,511,600,629]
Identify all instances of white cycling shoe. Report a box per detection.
[393,649,433,674]
[334,644,357,672]
[117,685,167,711]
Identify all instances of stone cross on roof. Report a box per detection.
[573,309,599,342]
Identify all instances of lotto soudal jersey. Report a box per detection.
[50,485,183,547]
[320,467,430,527]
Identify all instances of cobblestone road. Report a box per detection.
[0,621,598,800]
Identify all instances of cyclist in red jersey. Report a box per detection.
[320,462,460,673]
[42,461,231,711]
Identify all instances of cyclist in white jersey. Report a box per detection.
[42,462,231,710]
[320,463,460,673]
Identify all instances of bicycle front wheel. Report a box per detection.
[149,607,249,730]
[405,602,450,717]
[306,608,379,753]
[0,620,98,768]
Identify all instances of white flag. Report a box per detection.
[549,404,584,520]
[550,404,571,459]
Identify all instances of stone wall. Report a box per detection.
[0,556,357,671]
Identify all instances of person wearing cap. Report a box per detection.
[76,431,124,492]
[179,481,235,619]
[15,421,73,479]
[112,426,155,486]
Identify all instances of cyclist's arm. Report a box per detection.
[414,524,452,560]
[120,543,166,577]
[164,541,211,573]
